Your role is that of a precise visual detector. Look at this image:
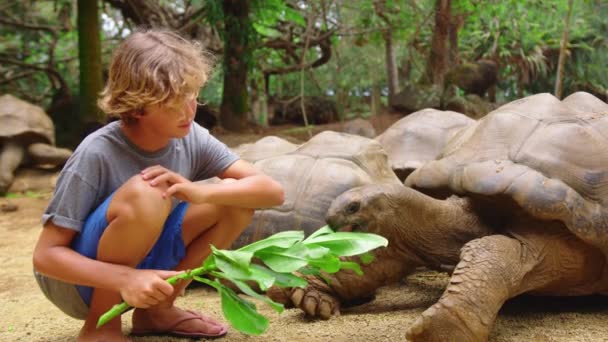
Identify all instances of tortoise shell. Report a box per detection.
[0,94,55,145]
[405,92,608,252]
[376,109,474,181]
[233,131,401,247]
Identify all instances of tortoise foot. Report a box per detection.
[290,285,341,319]
[0,171,15,195]
[406,302,486,342]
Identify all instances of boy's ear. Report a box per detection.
[133,108,145,118]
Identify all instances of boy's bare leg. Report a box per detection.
[78,176,172,342]
[131,202,254,335]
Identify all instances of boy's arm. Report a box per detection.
[143,160,284,208]
[213,159,285,207]
[33,222,179,307]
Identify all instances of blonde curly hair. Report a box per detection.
[98,29,214,124]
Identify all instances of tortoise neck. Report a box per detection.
[391,187,492,266]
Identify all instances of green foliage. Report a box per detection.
[252,0,305,38]
[458,0,604,99]
[0,1,78,108]
[3,0,606,138]
[3,191,48,199]
[97,225,388,335]
[199,68,224,107]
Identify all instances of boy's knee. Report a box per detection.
[110,175,171,223]
[226,206,255,227]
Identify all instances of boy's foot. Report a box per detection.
[131,306,228,338]
[78,327,131,342]
[78,315,131,342]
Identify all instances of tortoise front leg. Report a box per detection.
[26,143,72,165]
[268,249,414,319]
[0,140,26,194]
[406,235,538,342]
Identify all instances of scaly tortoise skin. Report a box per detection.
[268,92,608,341]
[0,94,72,194]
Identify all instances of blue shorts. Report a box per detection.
[71,194,189,305]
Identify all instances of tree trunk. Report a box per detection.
[220,0,251,131]
[384,31,399,102]
[554,0,574,99]
[77,0,104,124]
[424,0,451,87]
[371,83,382,116]
[448,14,464,66]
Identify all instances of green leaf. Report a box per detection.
[255,246,309,273]
[282,7,306,26]
[211,264,276,292]
[250,264,307,288]
[252,23,282,38]
[304,232,388,257]
[275,241,329,261]
[308,254,341,273]
[201,254,216,271]
[219,283,269,335]
[212,246,253,268]
[305,225,334,240]
[231,279,285,313]
[297,265,322,277]
[238,230,304,253]
[247,266,277,291]
[214,254,252,279]
[359,252,376,265]
[338,261,364,275]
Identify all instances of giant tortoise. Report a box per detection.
[375,108,474,181]
[229,131,401,248]
[0,94,72,194]
[268,92,608,341]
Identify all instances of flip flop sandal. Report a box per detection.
[131,309,228,339]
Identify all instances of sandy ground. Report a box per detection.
[2,120,608,342]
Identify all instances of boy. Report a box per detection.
[32,29,284,342]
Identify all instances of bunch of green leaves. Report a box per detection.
[97,225,387,335]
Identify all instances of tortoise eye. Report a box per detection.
[346,201,360,214]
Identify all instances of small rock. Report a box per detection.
[1,202,18,212]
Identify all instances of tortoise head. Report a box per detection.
[326,183,407,236]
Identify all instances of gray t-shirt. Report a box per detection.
[42,121,239,232]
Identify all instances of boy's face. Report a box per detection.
[141,94,198,138]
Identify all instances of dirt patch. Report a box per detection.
[2,119,608,341]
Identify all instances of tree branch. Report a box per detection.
[0,17,57,34]
[0,57,68,93]
[0,71,37,86]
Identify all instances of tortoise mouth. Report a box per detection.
[338,225,353,232]
[337,223,361,232]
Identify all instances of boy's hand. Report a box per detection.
[119,269,181,308]
[163,177,238,203]
[141,165,188,186]
[141,165,200,202]
[141,165,239,203]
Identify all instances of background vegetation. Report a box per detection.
[1,0,606,146]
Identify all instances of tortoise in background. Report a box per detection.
[228,131,400,248]
[268,92,608,341]
[562,90,608,113]
[0,95,72,194]
[375,108,474,181]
